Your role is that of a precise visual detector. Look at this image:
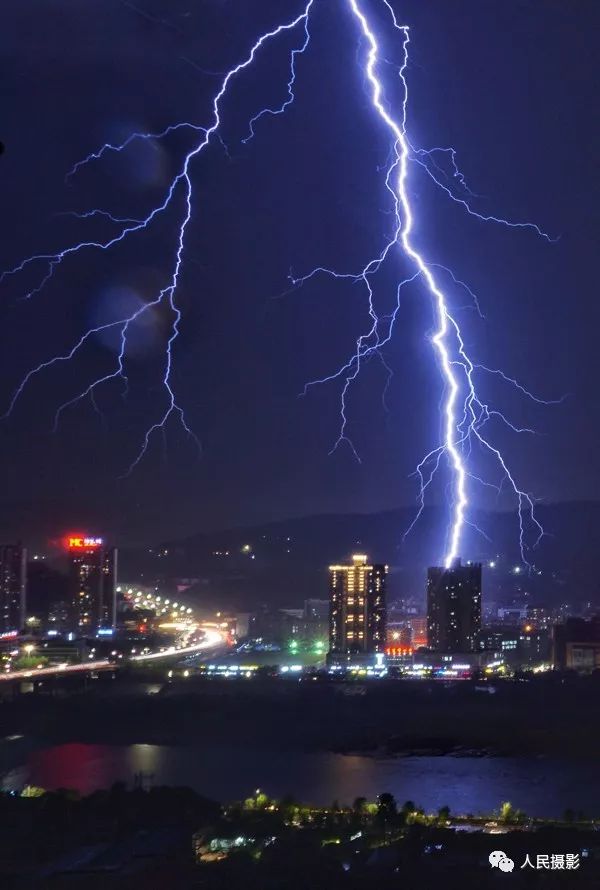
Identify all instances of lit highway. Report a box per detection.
[0,622,228,681]
[0,660,114,682]
[0,579,232,681]
[129,628,226,662]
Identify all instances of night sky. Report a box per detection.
[1,0,598,552]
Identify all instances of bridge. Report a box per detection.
[0,627,227,682]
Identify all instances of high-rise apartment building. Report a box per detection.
[0,543,26,634]
[553,618,600,672]
[427,558,482,652]
[327,554,387,666]
[67,536,117,634]
[408,616,428,648]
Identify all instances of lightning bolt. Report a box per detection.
[290,0,559,568]
[2,0,559,567]
[2,3,315,474]
[347,0,560,566]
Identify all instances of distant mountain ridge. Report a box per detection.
[121,501,600,610]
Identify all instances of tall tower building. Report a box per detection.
[67,536,118,634]
[102,546,118,629]
[0,543,27,634]
[327,554,387,666]
[427,558,482,652]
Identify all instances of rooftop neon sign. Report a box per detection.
[67,536,103,550]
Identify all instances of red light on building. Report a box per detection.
[66,536,103,551]
[0,630,18,640]
[385,646,413,657]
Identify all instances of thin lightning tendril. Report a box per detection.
[56,209,145,225]
[242,10,312,145]
[410,145,480,198]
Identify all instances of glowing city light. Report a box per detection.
[67,536,103,550]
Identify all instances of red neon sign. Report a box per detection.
[67,536,103,550]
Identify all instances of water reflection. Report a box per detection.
[1,742,598,818]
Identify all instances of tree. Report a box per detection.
[14,654,48,671]
[375,793,396,842]
[376,793,398,839]
[280,794,299,822]
[353,796,367,816]
[21,785,45,798]
[377,793,397,818]
[499,801,515,823]
[437,805,451,823]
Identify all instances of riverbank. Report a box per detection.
[0,783,598,888]
[1,673,599,759]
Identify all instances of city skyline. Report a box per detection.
[1,5,598,883]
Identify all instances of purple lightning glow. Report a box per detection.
[2,0,558,564]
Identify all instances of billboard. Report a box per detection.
[67,536,103,550]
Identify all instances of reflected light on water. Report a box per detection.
[0,741,594,819]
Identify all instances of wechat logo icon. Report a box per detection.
[489,850,515,873]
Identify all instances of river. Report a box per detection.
[1,739,598,818]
